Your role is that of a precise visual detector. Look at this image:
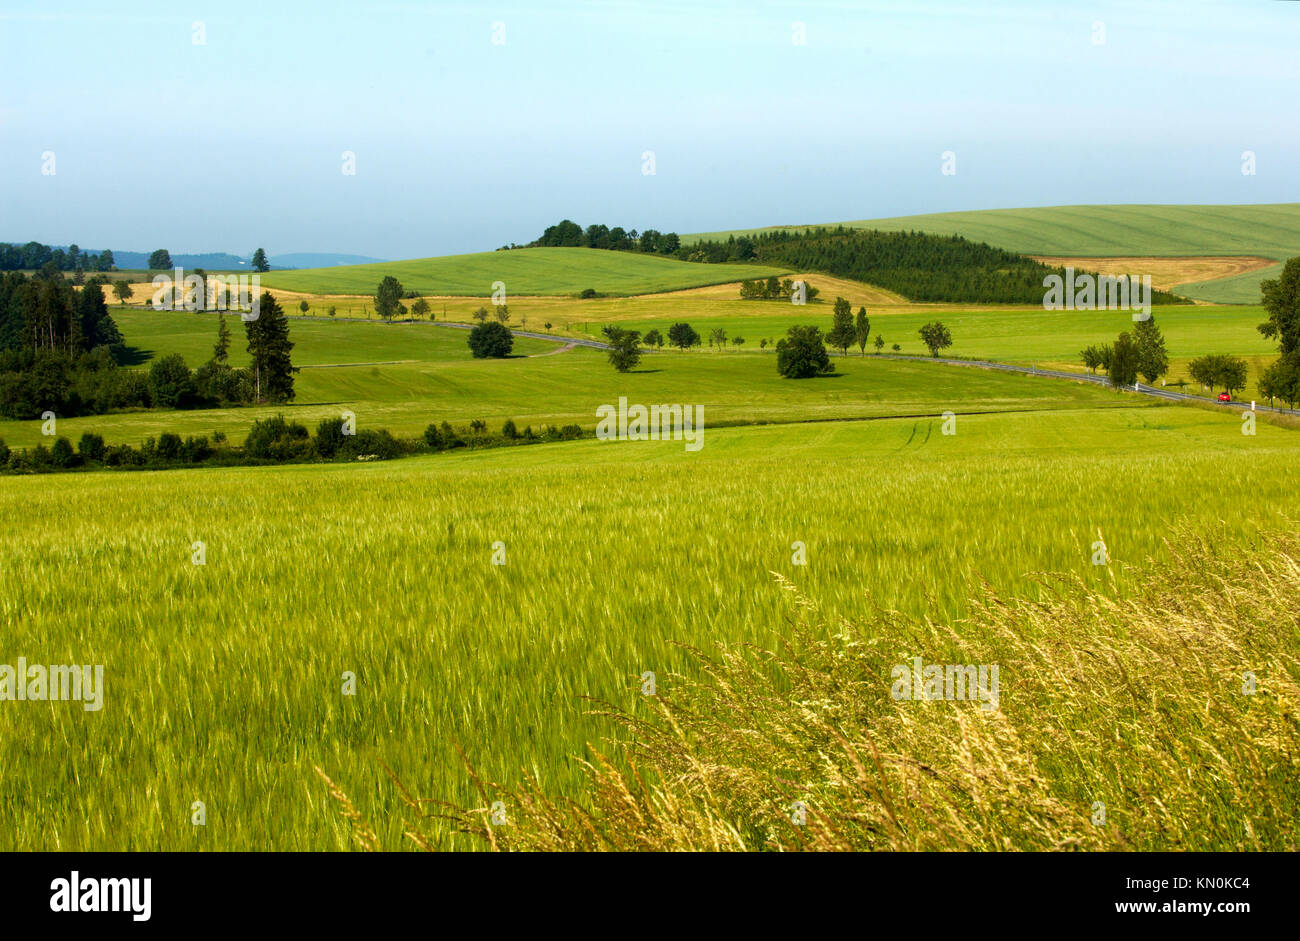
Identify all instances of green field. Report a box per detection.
[1,404,1294,850]
[687,203,1300,258]
[257,246,788,297]
[3,227,1297,853]
[687,204,1300,304]
[0,305,1181,449]
[0,300,1279,449]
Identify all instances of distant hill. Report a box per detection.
[685,204,1300,304]
[257,247,787,297]
[106,250,387,271]
[110,251,249,270]
[268,252,387,269]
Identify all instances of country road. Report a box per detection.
[324,315,1298,417]
[864,352,1300,416]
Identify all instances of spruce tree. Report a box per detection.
[245,292,296,403]
[214,313,231,364]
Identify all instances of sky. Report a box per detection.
[1,0,1297,260]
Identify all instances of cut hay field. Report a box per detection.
[1,404,1295,851]
[256,246,788,297]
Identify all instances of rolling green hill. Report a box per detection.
[687,204,1300,258]
[687,204,1300,303]
[257,246,787,297]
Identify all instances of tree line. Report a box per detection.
[527,220,682,255]
[1077,258,1300,408]
[0,413,587,475]
[0,242,116,274]
[711,227,1190,305]
[0,268,296,419]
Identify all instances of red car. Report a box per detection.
[1217,392,1232,403]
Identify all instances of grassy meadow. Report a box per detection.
[2,222,1297,853]
[257,246,788,297]
[1,404,1295,851]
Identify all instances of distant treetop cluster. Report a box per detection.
[0,241,115,273]
[527,220,681,256]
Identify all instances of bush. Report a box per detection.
[340,428,402,461]
[182,435,213,462]
[502,419,518,439]
[776,325,832,379]
[77,432,106,463]
[440,421,463,449]
[0,438,8,465]
[51,436,77,468]
[104,444,144,467]
[558,424,583,440]
[315,417,347,458]
[148,353,197,409]
[245,415,311,460]
[157,432,183,461]
[423,423,444,449]
[466,321,514,358]
[579,288,598,299]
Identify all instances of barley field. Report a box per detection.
[1,405,1294,850]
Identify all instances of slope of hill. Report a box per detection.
[687,204,1300,303]
[687,204,1300,257]
[258,247,788,297]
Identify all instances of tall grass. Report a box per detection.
[1,413,1294,850]
[368,528,1299,851]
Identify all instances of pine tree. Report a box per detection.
[855,307,870,355]
[245,292,296,403]
[214,313,231,364]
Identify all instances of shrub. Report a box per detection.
[148,353,197,409]
[776,325,832,379]
[182,435,213,462]
[77,432,106,463]
[440,421,463,449]
[558,424,583,440]
[104,444,144,467]
[423,423,443,449]
[51,436,77,468]
[502,419,518,439]
[579,288,598,299]
[0,438,8,465]
[157,432,183,461]
[315,417,347,458]
[245,414,311,460]
[340,428,402,461]
[466,321,514,358]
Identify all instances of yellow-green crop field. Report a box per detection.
[1,405,1295,850]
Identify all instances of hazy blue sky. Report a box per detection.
[2,0,1296,259]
